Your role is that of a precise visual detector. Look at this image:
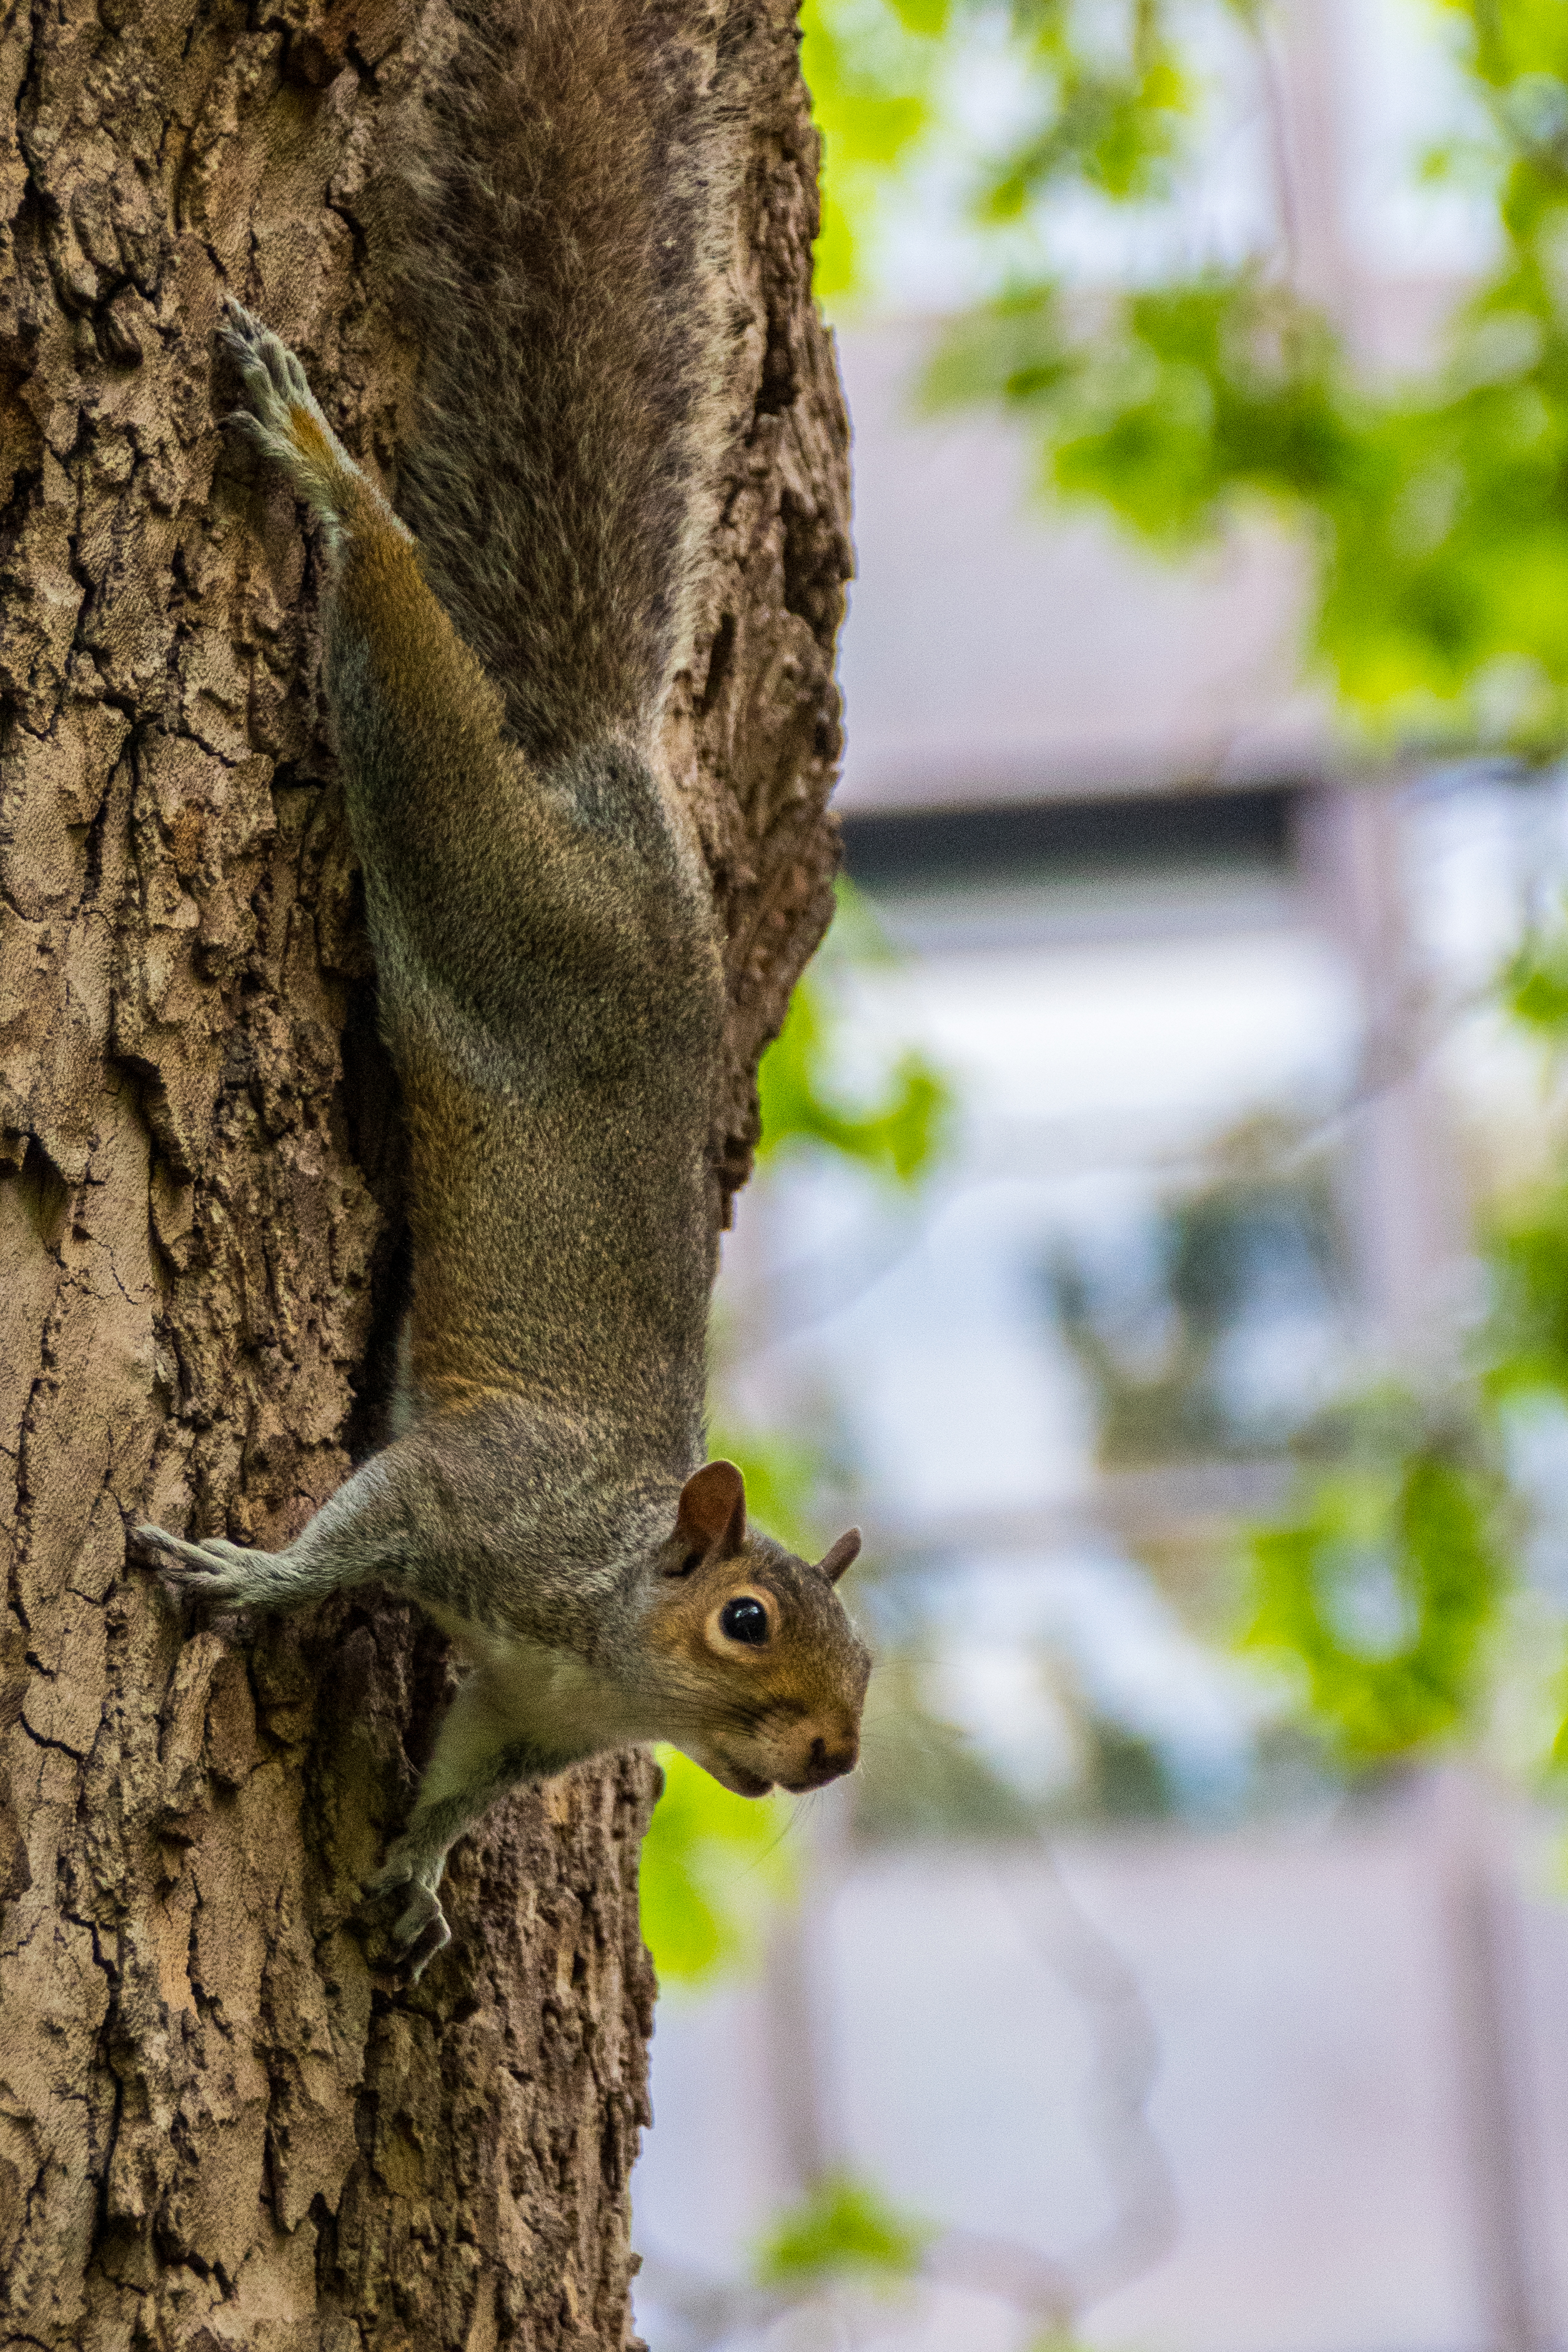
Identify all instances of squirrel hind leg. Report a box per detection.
[359,1856,452,1982]
[219,299,384,546]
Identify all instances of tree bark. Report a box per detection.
[0,0,850,2343]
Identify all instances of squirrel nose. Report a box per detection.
[801,1734,858,1789]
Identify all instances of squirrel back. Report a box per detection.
[285,0,752,1455]
[394,0,736,768]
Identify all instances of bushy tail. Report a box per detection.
[393,0,735,769]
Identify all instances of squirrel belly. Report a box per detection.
[134,0,870,1982]
[415,1606,663,1760]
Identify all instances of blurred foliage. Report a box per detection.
[755,2172,932,2285]
[1487,1176,1568,1404]
[982,4,1188,217]
[1049,1133,1344,1466]
[1504,911,1568,1036]
[931,252,1568,752]
[1228,1123,1568,1771]
[757,972,948,1181]
[1231,937,1568,1779]
[638,1746,795,1985]
[1244,1406,1504,1764]
[806,0,1195,294]
[807,0,1568,758]
[1084,1716,1178,1817]
[802,0,953,297]
[757,882,951,1184]
[851,1650,1046,1838]
[1485,918,1568,1418]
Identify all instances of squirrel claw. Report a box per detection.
[132,1522,257,1607]
[218,297,297,385]
[360,1865,452,1982]
[215,298,361,534]
[399,1903,452,1982]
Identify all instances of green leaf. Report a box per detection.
[1486,1177,1568,1402]
[705,1425,828,1559]
[755,2173,932,2285]
[1244,1430,1503,1765]
[801,0,946,299]
[1504,915,1568,1033]
[981,42,1189,217]
[638,1747,795,1987]
[757,891,952,1184]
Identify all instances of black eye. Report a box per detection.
[720,1596,770,1645]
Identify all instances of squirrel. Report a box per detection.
[133,0,870,1981]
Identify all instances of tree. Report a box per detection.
[0,1,852,2342]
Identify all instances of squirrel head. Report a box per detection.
[643,1460,871,1799]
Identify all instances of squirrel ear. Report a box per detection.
[675,1460,747,1561]
[817,1527,861,1584]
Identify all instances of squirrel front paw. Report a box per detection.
[360,1858,453,1983]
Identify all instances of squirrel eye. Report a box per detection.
[720,1595,770,1645]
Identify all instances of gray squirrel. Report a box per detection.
[134,0,869,1980]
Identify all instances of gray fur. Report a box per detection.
[392,0,739,765]
[135,0,868,1984]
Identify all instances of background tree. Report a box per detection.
[0,0,852,2342]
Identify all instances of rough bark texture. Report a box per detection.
[0,0,851,2342]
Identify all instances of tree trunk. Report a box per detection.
[0,0,850,2341]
